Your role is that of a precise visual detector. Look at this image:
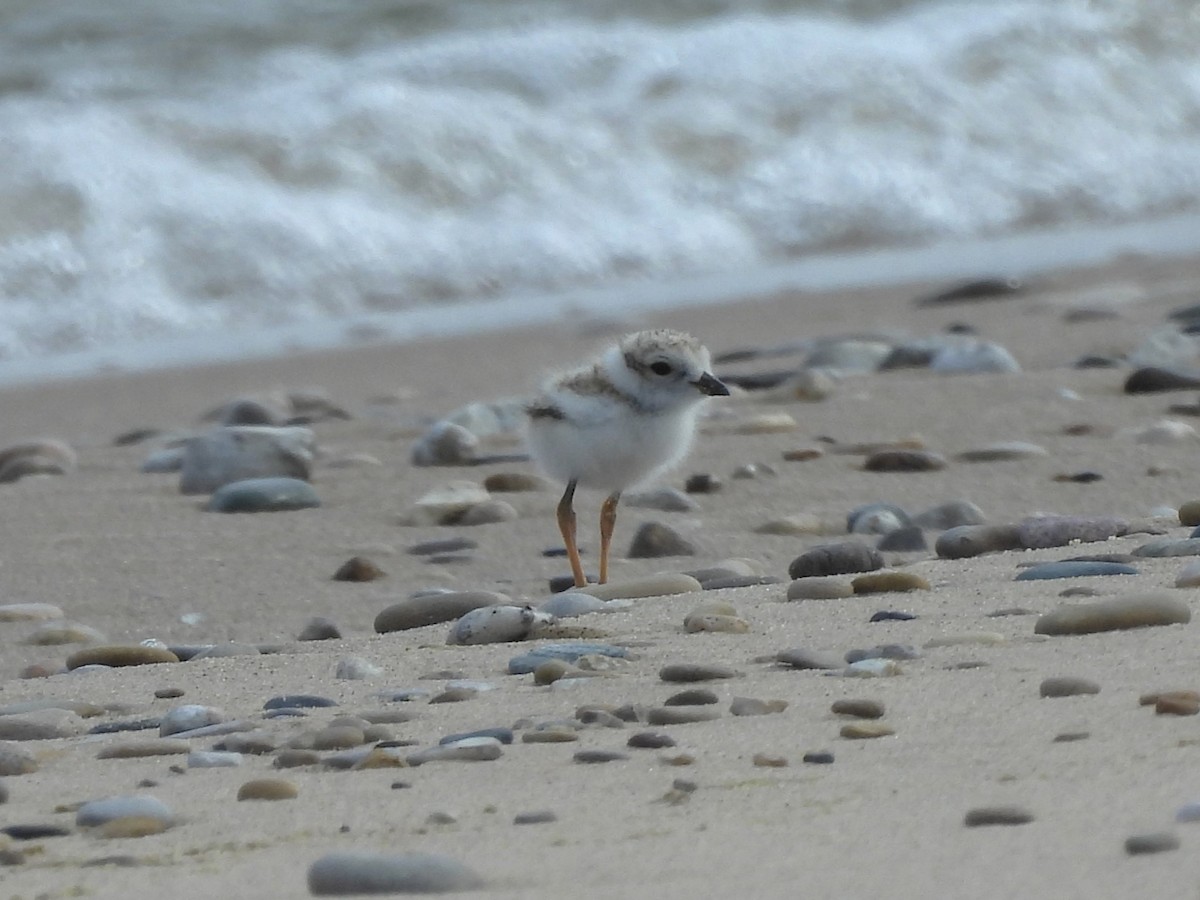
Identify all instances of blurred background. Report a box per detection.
[1,0,1198,371]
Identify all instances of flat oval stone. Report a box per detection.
[1015,561,1138,580]
[659,663,738,683]
[1134,537,1200,558]
[863,449,946,471]
[447,605,542,646]
[77,795,173,828]
[628,731,676,749]
[840,722,895,739]
[0,603,65,622]
[664,689,719,706]
[66,645,179,669]
[574,749,629,764]
[646,707,721,725]
[440,728,513,746]
[538,592,611,618]
[786,577,854,600]
[1125,366,1200,393]
[22,622,106,645]
[264,695,338,710]
[96,740,190,759]
[1124,832,1180,855]
[513,810,557,825]
[957,441,1047,462]
[803,751,835,764]
[577,573,702,600]
[1017,515,1126,549]
[775,648,843,670]
[831,699,885,719]
[187,750,243,768]
[160,705,224,737]
[788,541,882,579]
[851,572,930,594]
[936,524,1022,559]
[1039,676,1101,698]
[374,591,509,633]
[207,477,319,512]
[964,806,1035,827]
[237,779,298,801]
[332,556,385,582]
[1035,592,1191,635]
[307,852,484,895]
[847,503,911,535]
[3,823,70,839]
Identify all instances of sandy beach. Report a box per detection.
[2,250,1200,898]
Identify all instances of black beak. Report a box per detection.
[693,371,731,396]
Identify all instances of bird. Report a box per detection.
[524,329,730,587]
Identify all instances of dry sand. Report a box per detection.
[2,251,1200,898]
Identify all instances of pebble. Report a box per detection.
[1155,693,1200,715]
[236,778,297,801]
[206,476,319,512]
[77,796,173,829]
[440,728,514,746]
[660,663,739,683]
[22,622,105,645]
[179,426,313,495]
[0,712,77,741]
[762,369,837,402]
[963,806,1035,827]
[730,697,787,716]
[1015,560,1138,580]
[831,699,885,719]
[507,643,629,675]
[775,648,844,670]
[483,472,552,492]
[917,278,1023,305]
[684,473,722,494]
[574,749,629,764]
[1125,366,1200,393]
[298,617,342,641]
[216,734,277,755]
[935,524,1023,559]
[846,644,920,662]
[803,751,835,764]
[331,656,380,681]
[307,852,484,895]
[1175,802,1200,823]
[664,689,719,706]
[428,687,478,703]
[514,810,557,825]
[788,541,883,579]
[398,481,491,526]
[521,726,579,744]
[754,514,826,536]
[732,413,799,434]
[1035,592,1191,635]
[930,339,1020,374]
[956,441,1047,462]
[0,602,65,622]
[1039,677,1101,698]
[532,659,574,685]
[0,440,75,483]
[457,499,519,526]
[628,732,676,749]
[0,743,38,775]
[869,610,916,622]
[1124,832,1180,855]
[1179,499,1200,526]
[187,750,243,768]
[407,537,478,556]
[683,610,750,634]
[862,449,946,472]
[447,605,550,645]
[851,572,930,594]
[96,740,190,759]
[408,737,503,765]
[805,338,892,372]
[160,705,225,737]
[1125,418,1198,444]
[786,577,854,600]
[625,488,700,512]
[1133,537,1200,558]
[66,645,180,669]
[577,573,702,600]
[752,753,788,768]
[647,707,721,725]
[410,421,478,466]
[924,632,1005,648]
[374,590,509,633]
[847,503,912,535]
[1053,732,1090,743]
[844,659,903,677]
[1017,515,1127,549]
[4,824,71,840]
[274,749,322,769]
[264,695,338,711]
[912,500,987,530]
[627,522,697,558]
[877,527,928,552]
[840,723,895,739]
[332,556,385,582]
[731,462,777,479]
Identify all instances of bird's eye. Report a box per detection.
[650,361,673,376]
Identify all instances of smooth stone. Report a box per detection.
[788,541,883,579]
[207,477,319,512]
[507,643,629,675]
[862,449,946,472]
[307,852,484,895]
[935,524,1023,559]
[1035,592,1191,635]
[1015,561,1139,580]
[659,663,739,683]
[843,659,903,677]
[189,641,261,659]
[273,748,322,768]
[803,751,835,764]
[776,648,844,670]
[96,740,190,759]
[1039,676,1101,698]
[627,522,697,558]
[684,473,722,493]
[1155,693,1200,715]
[751,752,789,768]
[160,705,224,737]
[912,500,987,530]
[298,617,342,641]
[0,438,76,481]
[1124,832,1180,855]
[964,806,1035,827]
[664,689,719,706]
[805,338,892,372]
[335,657,382,680]
[23,621,106,645]
[141,446,186,473]
[574,749,629,764]
[1017,515,1126,550]
[1134,537,1200,558]
[0,742,38,775]
[869,610,917,622]
[440,728,513,746]
[66,645,179,669]
[428,687,478,703]
[840,722,895,739]
[77,796,173,828]
[399,481,491,526]
[482,472,551,492]
[187,750,243,768]
[851,572,930,594]
[457,499,519,526]
[375,591,509,633]
[877,526,928,552]
[930,339,1020,374]
[625,488,699,512]
[179,426,313,494]
[1175,802,1200,823]
[577,573,702,600]
[683,612,749,633]
[447,605,549,646]
[410,421,478,466]
[1125,419,1198,444]
[514,810,557,825]
[0,603,64,622]
[1053,732,1091,743]
[3,824,71,839]
[956,441,1047,462]
[264,695,338,710]
[533,659,574,685]
[332,556,385,582]
[237,779,297,801]
[538,592,611,618]
[786,577,854,600]
[407,537,478,556]
[628,732,676,749]
[407,737,502,765]
[831,699,885,719]
[917,278,1023,305]
[730,697,787,716]
[847,503,911,535]
[1179,500,1200,527]
[647,707,721,725]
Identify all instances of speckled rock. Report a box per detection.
[789,541,882,579]
[447,605,550,646]
[1017,515,1126,549]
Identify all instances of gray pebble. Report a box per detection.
[160,705,224,737]
[730,697,787,716]
[628,732,676,749]
[410,421,478,466]
[956,441,1047,462]
[862,449,946,472]
[207,477,319,513]
[935,524,1023,559]
[789,541,882,579]
[375,591,509,633]
[627,522,697,558]
[447,605,549,646]
[140,446,186,474]
[625,488,699,512]
[179,426,313,495]
[877,526,927,552]
[912,500,986,530]
[786,577,854,600]
[574,749,629,764]
[930,339,1020,374]
[1039,677,1100,698]
[659,663,738,683]
[335,657,382,680]
[507,643,629,675]
[440,728,513,746]
[1017,515,1126,550]
[647,707,721,725]
[775,648,844,670]
[1015,561,1138,580]
[297,617,342,641]
[0,742,38,775]
[1134,537,1200,558]
[1035,592,1191,635]
[847,503,911,535]
[665,689,720,706]
[307,851,484,895]
[408,737,503,765]
[1124,832,1180,855]
[963,806,1035,827]
[514,810,557,825]
[76,795,174,828]
[187,750,243,768]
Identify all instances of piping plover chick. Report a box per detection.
[525,329,730,587]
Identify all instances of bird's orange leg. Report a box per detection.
[599,491,621,585]
[557,479,587,588]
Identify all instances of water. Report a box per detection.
[2,0,1199,376]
